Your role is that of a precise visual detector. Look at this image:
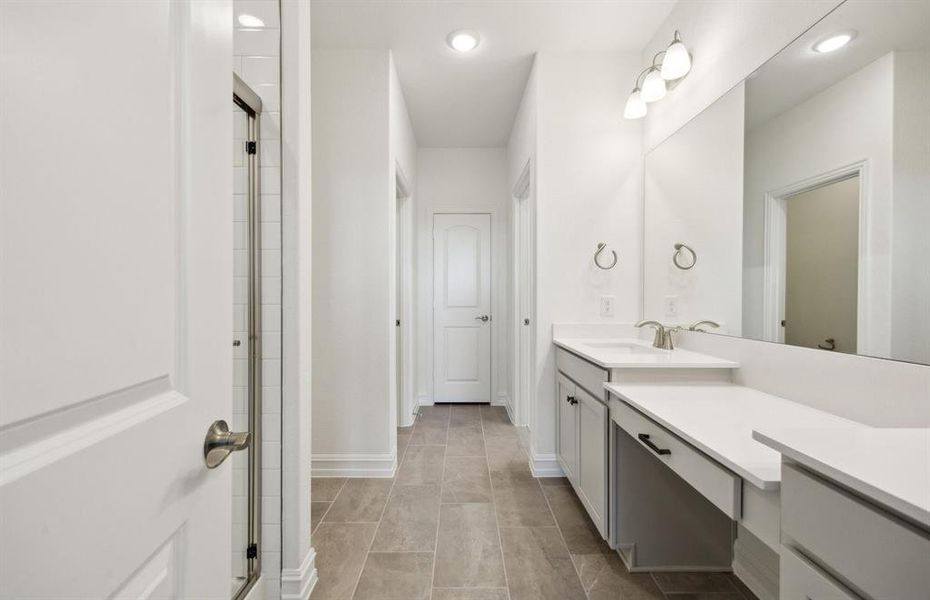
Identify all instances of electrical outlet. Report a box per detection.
[664,294,679,317]
[600,295,615,317]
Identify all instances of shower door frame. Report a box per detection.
[233,74,263,600]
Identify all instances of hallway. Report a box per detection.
[309,404,755,600]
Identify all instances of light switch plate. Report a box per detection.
[664,294,679,317]
[600,295,615,317]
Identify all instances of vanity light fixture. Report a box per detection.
[623,30,692,119]
[661,31,692,80]
[641,68,667,102]
[813,31,856,53]
[447,30,480,52]
[237,13,265,28]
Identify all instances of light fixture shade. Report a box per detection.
[641,69,667,103]
[623,89,647,120]
[661,38,691,80]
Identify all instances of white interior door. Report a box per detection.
[0,2,233,598]
[433,214,492,403]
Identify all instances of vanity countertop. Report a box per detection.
[753,426,930,528]
[554,337,739,369]
[604,381,861,490]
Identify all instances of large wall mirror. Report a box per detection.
[644,0,929,365]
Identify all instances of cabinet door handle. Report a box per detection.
[638,433,671,456]
[566,395,577,405]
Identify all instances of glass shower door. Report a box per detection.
[232,74,262,600]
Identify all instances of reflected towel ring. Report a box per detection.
[594,243,618,270]
[673,243,697,270]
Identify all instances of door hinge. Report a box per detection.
[246,141,257,155]
[246,543,258,559]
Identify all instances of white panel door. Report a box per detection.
[0,1,233,598]
[433,214,492,403]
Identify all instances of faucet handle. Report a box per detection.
[688,320,720,332]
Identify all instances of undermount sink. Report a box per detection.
[582,341,665,354]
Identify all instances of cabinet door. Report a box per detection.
[576,387,608,537]
[781,546,856,600]
[557,374,578,482]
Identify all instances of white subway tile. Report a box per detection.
[242,56,279,84]
[234,28,279,56]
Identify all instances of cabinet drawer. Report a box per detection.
[780,546,856,600]
[612,400,740,519]
[782,463,930,600]
[556,348,608,399]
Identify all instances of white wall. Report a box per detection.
[891,51,930,364]
[415,148,510,407]
[743,55,895,356]
[233,0,283,594]
[389,53,419,428]
[640,0,842,151]
[311,49,395,475]
[645,83,744,334]
[529,52,645,467]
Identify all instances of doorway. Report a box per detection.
[783,175,860,353]
[232,74,262,600]
[433,213,493,403]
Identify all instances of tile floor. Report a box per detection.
[310,404,757,600]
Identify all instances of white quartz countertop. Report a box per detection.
[604,382,861,490]
[554,338,738,369]
[753,427,930,528]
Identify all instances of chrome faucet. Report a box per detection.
[635,320,679,350]
[688,320,720,332]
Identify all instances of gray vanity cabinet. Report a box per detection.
[555,349,609,538]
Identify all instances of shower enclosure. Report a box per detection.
[232,74,262,600]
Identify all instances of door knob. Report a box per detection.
[474,315,490,322]
[204,420,251,469]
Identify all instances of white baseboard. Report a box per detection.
[311,453,397,478]
[281,547,317,600]
[417,394,433,407]
[529,453,564,477]
[492,392,508,407]
[733,528,779,600]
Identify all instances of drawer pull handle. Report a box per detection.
[638,433,671,456]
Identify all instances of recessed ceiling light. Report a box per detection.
[238,14,265,28]
[813,31,856,53]
[447,30,480,53]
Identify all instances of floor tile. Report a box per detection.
[395,445,445,485]
[312,477,347,502]
[572,554,664,599]
[352,552,433,600]
[397,430,412,458]
[442,455,492,503]
[419,404,451,421]
[450,403,482,424]
[431,590,509,600]
[309,523,377,600]
[663,593,745,599]
[311,501,331,533]
[433,503,507,588]
[323,478,393,523]
[446,423,486,456]
[542,484,611,554]
[490,470,554,527]
[409,419,449,445]
[538,477,570,487]
[485,437,530,474]
[499,526,586,600]
[652,572,741,594]
[729,574,760,599]
[371,484,441,552]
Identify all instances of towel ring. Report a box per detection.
[673,243,697,270]
[594,243,618,270]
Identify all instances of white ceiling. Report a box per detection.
[311,1,675,147]
[746,0,930,130]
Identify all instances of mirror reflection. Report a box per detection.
[644,0,930,365]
